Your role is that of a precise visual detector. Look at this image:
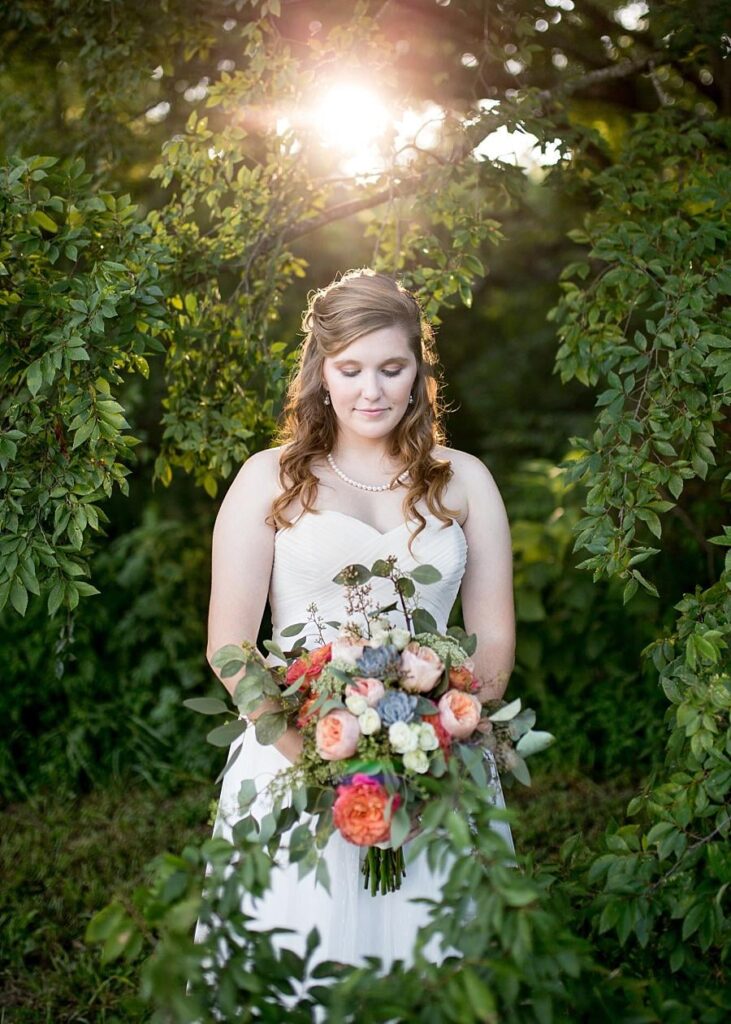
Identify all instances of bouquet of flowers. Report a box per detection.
[191,554,554,895]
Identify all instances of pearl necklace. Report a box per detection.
[326,452,409,492]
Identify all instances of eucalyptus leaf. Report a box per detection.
[412,607,438,634]
[262,639,286,661]
[509,754,532,786]
[489,697,522,722]
[410,564,442,584]
[515,730,555,757]
[254,711,288,745]
[206,718,247,747]
[280,622,307,637]
[238,778,257,812]
[210,644,246,670]
[390,804,411,850]
[182,697,230,716]
[214,741,243,784]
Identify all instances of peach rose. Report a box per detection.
[332,773,401,845]
[399,642,444,693]
[438,690,481,739]
[315,708,361,760]
[345,677,386,707]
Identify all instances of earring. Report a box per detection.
[323,391,331,406]
[408,392,414,404]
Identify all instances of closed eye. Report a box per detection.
[340,368,403,378]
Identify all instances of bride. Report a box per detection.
[195,268,516,975]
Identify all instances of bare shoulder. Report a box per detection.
[433,444,507,526]
[216,446,283,531]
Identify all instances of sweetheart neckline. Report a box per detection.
[275,508,467,545]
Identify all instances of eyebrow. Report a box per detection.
[332,356,411,366]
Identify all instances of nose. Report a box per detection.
[359,371,383,402]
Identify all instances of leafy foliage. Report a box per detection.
[0,154,170,615]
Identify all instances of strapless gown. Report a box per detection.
[194,509,515,974]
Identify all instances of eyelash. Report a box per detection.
[340,368,403,378]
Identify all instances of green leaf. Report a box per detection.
[30,209,59,232]
[215,741,243,784]
[412,607,438,634]
[254,711,287,745]
[47,582,65,615]
[183,697,230,715]
[461,968,496,1020]
[390,804,411,849]
[206,718,247,747]
[515,730,555,757]
[458,743,487,787]
[488,698,522,722]
[10,579,28,616]
[508,754,531,785]
[410,564,442,584]
[280,622,307,637]
[210,644,247,670]
[26,360,43,397]
[238,778,258,811]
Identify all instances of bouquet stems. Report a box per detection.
[362,847,406,896]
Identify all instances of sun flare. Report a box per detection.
[311,82,390,153]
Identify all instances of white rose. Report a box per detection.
[331,636,365,666]
[388,721,419,753]
[403,749,430,773]
[418,722,439,751]
[389,627,411,651]
[359,708,382,735]
[345,693,369,716]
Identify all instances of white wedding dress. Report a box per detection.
[194,508,515,978]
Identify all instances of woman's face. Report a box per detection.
[321,325,418,443]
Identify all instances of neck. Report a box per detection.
[329,431,395,469]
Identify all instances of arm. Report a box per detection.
[457,454,516,702]
[206,447,304,765]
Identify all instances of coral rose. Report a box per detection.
[286,643,332,684]
[296,694,319,730]
[315,709,361,760]
[345,677,386,707]
[400,642,444,693]
[438,690,482,739]
[333,773,401,845]
[448,664,480,693]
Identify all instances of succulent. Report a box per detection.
[376,689,419,725]
[355,643,401,680]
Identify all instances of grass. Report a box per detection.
[0,765,641,1023]
[0,781,214,1023]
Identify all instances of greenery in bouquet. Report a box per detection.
[193,554,554,895]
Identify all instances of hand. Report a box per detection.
[274,725,304,765]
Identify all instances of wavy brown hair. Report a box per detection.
[266,268,460,556]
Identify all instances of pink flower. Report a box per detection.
[400,642,444,693]
[331,636,366,666]
[345,677,386,707]
[315,709,361,760]
[438,690,481,739]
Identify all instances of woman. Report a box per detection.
[196,268,516,975]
